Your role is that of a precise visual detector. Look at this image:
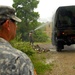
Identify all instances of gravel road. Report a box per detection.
[38,43,75,75]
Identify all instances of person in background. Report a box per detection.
[29,31,34,46]
[0,5,36,75]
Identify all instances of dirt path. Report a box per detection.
[38,44,75,75]
[50,51,75,75]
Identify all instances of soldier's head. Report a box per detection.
[0,5,21,41]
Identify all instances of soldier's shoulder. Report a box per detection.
[0,46,34,75]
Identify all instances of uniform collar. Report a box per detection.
[0,38,10,45]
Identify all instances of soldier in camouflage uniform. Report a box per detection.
[29,31,34,46]
[0,5,35,75]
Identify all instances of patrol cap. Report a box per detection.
[0,5,21,22]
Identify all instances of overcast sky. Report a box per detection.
[0,0,75,22]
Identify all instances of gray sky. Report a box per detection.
[0,0,75,22]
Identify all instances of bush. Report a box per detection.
[34,30,49,42]
[10,41,35,56]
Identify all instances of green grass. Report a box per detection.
[30,53,54,75]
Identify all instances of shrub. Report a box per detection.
[10,41,35,56]
[34,30,49,42]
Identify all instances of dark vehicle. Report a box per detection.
[52,6,75,52]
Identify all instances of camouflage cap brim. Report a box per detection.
[11,15,22,22]
[0,5,22,22]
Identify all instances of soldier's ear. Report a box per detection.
[3,20,10,31]
[5,20,10,25]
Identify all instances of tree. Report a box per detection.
[13,0,39,41]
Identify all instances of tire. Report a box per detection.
[56,46,62,52]
[56,42,64,52]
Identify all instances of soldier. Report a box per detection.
[29,31,34,46]
[0,5,35,75]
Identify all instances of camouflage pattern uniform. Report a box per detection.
[0,6,34,75]
[0,38,34,75]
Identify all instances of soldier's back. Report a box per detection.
[0,38,34,75]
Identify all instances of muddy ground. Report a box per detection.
[37,44,75,75]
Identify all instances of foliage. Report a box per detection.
[16,42,35,56]
[10,38,35,56]
[12,0,40,41]
[30,53,54,75]
[12,0,49,42]
[34,30,49,42]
